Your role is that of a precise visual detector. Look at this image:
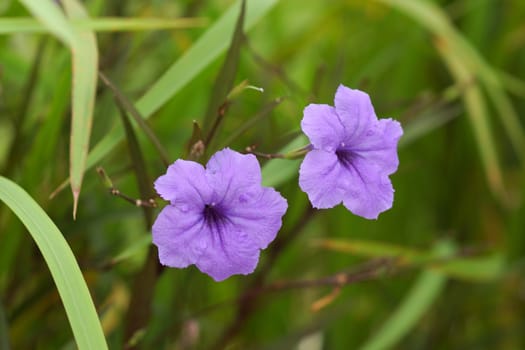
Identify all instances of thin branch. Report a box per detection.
[96,167,157,208]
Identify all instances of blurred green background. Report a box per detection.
[1,0,525,349]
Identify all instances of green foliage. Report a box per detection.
[1,0,524,349]
[0,177,107,349]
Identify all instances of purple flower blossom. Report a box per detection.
[299,85,403,219]
[152,148,287,281]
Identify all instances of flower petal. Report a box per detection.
[342,175,394,220]
[350,118,403,176]
[205,148,262,204]
[301,104,345,151]
[225,187,288,249]
[154,160,212,207]
[299,150,348,208]
[152,205,207,268]
[334,85,376,142]
[195,224,261,281]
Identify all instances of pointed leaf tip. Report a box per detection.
[72,189,79,220]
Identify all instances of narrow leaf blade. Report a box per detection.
[62,0,99,218]
[0,176,107,350]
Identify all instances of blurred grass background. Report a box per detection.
[1,0,525,349]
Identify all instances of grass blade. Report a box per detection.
[19,0,99,217]
[316,238,503,282]
[73,17,207,31]
[0,177,107,350]
[435,38,506,201]
[0,17,207,34]
[61,0,99,218]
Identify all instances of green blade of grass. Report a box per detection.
[435,38,506,201]
[19,0,99,217]
[0,17,207,34]
[73,17,207,31]
[0,177,107,350]
[62,0,99,218]
[316,238,503,282]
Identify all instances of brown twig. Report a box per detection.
[244,145,285,159]
[255,258,393,294]
[96,167,157,208]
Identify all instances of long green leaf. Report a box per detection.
[435,39,505,200]
[0,177,107,350]
[316,238,503,282]
[19,0,99,217]
[0,17,206,34]
[61,0,98,218]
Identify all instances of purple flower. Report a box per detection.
[299,85,403,219]
[152,148,287,281]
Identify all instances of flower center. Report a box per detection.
[203,203,227,230]
[335,148,354,169]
